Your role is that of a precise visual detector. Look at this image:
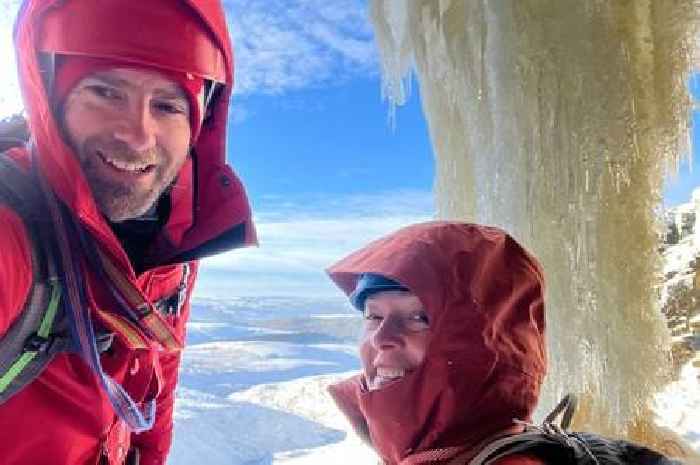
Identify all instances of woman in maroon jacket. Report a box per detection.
[327,222,548,465]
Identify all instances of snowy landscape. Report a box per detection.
[168,297,377,464]
[0,2,696,463]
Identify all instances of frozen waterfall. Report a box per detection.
[370,0,699,456]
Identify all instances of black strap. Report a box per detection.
[544,393,578,430]
[0,155,72,403]
[468,394,683,465]
[467,429,596,465]
[0,115,29,153]
[153,263,190,317]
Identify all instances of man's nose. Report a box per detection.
[370,317,404,349]
[113,99,157,152]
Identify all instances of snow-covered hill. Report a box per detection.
[168,297,375,465]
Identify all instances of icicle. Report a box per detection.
[370,0,699,454]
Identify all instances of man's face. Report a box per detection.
[61,68,193,222]
[359,290,431,391]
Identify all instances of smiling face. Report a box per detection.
[61,68,194,222]
[360,290,431,391]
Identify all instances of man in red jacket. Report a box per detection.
[0,1,255,464]
[327,222,547,465]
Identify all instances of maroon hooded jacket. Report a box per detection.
[0,1,254,464]
[327,222,548,465]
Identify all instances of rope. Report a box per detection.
[544,393,578,430]
[36,155,155,433]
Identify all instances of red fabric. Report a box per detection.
[327,222,547,465]
[0,207,32,336]
[16,0,256,273]
[1,1,256,464]
[38,0,227,82]
[53,56,205,140]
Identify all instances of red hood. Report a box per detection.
[13,0,256,274]
[327,222,547,464]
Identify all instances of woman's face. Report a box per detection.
[359,290,431,391]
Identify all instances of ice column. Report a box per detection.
[370,0,698,447]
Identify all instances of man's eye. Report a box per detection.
[154,101,187,115]
[86,85,121,100]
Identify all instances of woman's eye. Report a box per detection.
[363,313,382,328]
[405,313,430,331]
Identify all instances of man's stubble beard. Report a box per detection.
[76,137,184,222]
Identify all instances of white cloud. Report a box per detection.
[0,0,22,116]
[224,0,377,95]
[196,190,434,298]
[0,0,377,118]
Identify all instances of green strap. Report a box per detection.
[0,282,62,393]
[38,280,61,338]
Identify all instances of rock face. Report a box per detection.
[662,194,700,378]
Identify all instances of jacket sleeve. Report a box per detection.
[130,262,199,465]
[0,205,33,337]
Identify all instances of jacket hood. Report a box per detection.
[13,0,256,273]
[327,222,547,464]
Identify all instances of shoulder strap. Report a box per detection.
[0,115,29,153]
[0,154,74,403]
[154,262,191,317]
[468,394,682,465]
[466,428,595,465]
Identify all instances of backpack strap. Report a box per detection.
[0,155,74,402]
[465,427,598,465]
[0,115,29,153]
[467,394,683,465]
[544,393,578,430]
[465,395,596,465]
[153,262,191,317]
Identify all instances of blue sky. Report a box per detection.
[1,0,698,298]
[665,74,700,207]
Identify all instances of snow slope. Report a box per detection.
[169,256,698,464]
[230,373,377,465]
[168,298,372,465]
[655,363,700,451]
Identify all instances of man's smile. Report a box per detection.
[96,149,156,174]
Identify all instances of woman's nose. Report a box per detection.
[370,317,405,350]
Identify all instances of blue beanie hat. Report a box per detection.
[349,273,408,311]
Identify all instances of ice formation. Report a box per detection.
[370,0,699,451]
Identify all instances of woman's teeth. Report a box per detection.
[368,368,406,390]
[376,368,405,379]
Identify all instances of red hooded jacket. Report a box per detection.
[0,1,254,464]
[327,222,548,465]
